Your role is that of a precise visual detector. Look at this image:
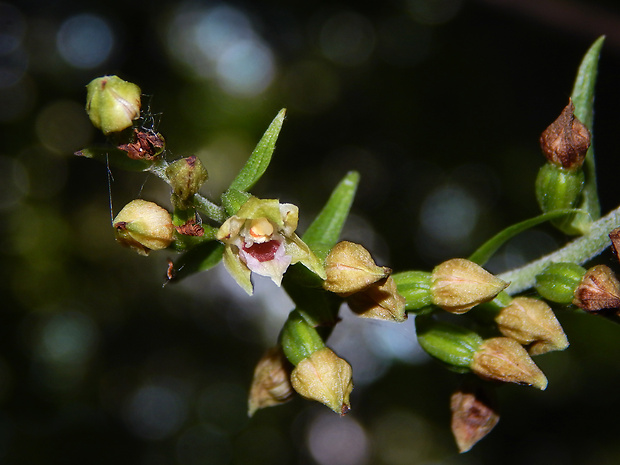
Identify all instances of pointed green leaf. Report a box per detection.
[468,209,590,266]
[302,171,360,260]
[229,108,286,192]
[571,36,605,226]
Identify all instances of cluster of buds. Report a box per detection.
[248,310,354,415]
[323,241,406,322]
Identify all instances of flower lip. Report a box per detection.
[243,240,281,262]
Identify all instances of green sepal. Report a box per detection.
[416,316,483,370]
[534,262,586,304]
[229,108,286,192]
[169,241,224,282]
[570,36,605,228]
[287,233,327,280]
[535,164,588,234]
[221,189,252,217]
[302,171,360,262]
[469,208,590,266]
[392,271,433,313]
[280,309,326,366]
[221,244,253,295]
[75,146,152,171]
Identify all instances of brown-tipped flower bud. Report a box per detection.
[431,259,508,314]
[290,347,353,415]
[609,228,620,263]
[166,156,209,204]
[540,99,591,170]
[323,241,391,296]
[573,264,620,312]
[86,76,141,135]
[113,199,174,255]
[346,276,407,322]
[471,337,548,390]
[248,347,295,417]
[495,297,569,355]
[450,383,499,453]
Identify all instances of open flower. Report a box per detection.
[217,197,325,294]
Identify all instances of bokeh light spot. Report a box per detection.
[0,155,28,210]
[407,0,463,25]
[35,100,93,155]
[39,311,98,366]
[0,2,26,55]
[307,412,370,465]
[319,11,375,66]
[216,39,274,96]
[420,184,479,243]
[125,383,188,440]
[56,13,114,69]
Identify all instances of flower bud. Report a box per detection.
[347,276,407,322]
[323,241,391,296]
[392,271,433,313]
[112,199,174,255]
[416,317,483,370]
[495,297,569,355]
[431,259,508,314]
[450,383,499,453]
[470,337,547,390]
[573,264,620,312]
[280,310,326,366]
[535,163,585,235]
[86,76,141,135]
[534,262,586,304]
[539,100,590,170]
[166,156,209,204]
[248,347,294,417]
[290,347,353,415]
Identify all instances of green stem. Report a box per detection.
[498,205,620,295]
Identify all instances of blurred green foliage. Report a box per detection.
[2,0,620,463]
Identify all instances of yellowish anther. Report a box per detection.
[249,218,274,240]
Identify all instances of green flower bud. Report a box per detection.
[248,347,294,417]
[416,316,483,370]
[495,297,569,355]
[534,262,586,304]
[166,156,209,205]
[471,337,547,390]
[393,270,433,313]
[280,310,326,366]
[112,199,174,255]
[323,241,391,296]
[535,163,585,235]
[86,76,141,135]
[431,259,508,314]
[290,347,353,415]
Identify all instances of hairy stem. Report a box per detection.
[498,205,620,294]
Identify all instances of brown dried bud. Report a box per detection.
[450,383,499,453]
[175,217,205,236]
[346,276,407,322]
[573,264,620,312]
[248,347,294,417]
[118,129,165,160]
[495,297,569,355]
[540,99,591,169]
[290,347,353,415]
[609,228,620,263]
[470,337,547,390]
[323,241,391,296]
[431,259,508,314]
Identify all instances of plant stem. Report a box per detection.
[498,205,620,295]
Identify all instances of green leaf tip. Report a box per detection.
[229,108,287,193]
[302,171,360,260]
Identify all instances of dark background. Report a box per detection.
[2,0,620,463]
